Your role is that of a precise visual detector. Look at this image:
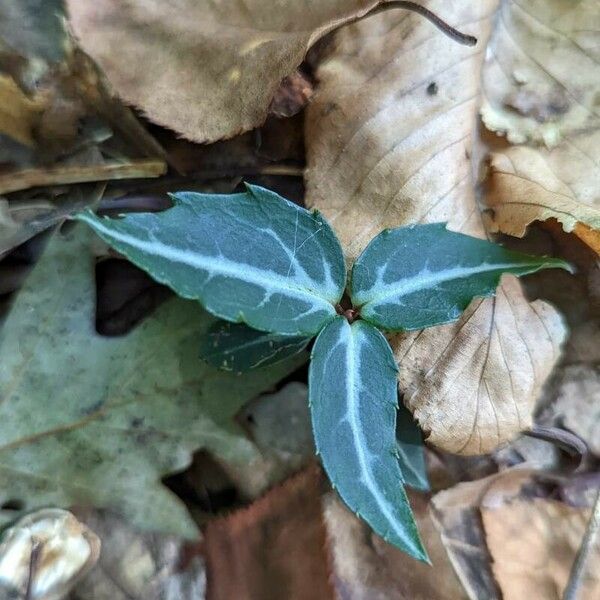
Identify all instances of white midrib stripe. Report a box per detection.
[359,260,544,306]
[80,214,335,310]
[345,326,404,541]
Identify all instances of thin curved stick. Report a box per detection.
[563,488,600,600]
[356,1,477,47]
[524,424,587,461]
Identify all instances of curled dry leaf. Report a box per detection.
[430,468,536,600]
[485,147,600,254]
[0,508,100,600]
[305,1,567,454]
[66,0,387,143]
[433,467,600,600]
[481,0,600,253]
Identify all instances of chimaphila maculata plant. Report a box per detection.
[77,183,569,561]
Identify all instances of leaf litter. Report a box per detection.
[0,0,599,597]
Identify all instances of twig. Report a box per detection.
[24,539,42,600]
[0,159,167,195]
[563,488,600,600]
[524,425,587,461]
[353,1,477,47]
[187,165,304,179]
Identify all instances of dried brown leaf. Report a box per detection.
[66,0,385,143]
[203,465,334,600]
[482,498,600,599]
[305,1,566,454]
[485,146,600,253]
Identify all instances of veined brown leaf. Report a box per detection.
[485,147,600,254]
[66,0,383,143]
[305,0,567,454]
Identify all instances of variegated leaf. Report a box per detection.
[77,184,346,336]
[350,223,569,332]
[309,316,426,560]
[199,320,309,372]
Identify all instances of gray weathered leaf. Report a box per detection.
[0,226,302,536]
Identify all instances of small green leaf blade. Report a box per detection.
[396,404,429,492]
[199,320,309,372]
[350,223,571,331]
[309,316,427,560]
[76,183,346,336]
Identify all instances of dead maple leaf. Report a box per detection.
[480,0,600,254]
[65,0,391,143]
[304,1,567,454]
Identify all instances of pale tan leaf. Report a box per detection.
[66,0,385,143]
[430,469,536,600]
[396,276,565,454]
[482,499,600,600]
[485,146,600,253]
[480,0,600,147]
[305,1,567,454]
[480,0,600,253]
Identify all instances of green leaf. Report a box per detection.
[76,183,346,336]
[0,226,303,536]
[350,223,571,331]
[199,320,309,372]
[309,316,427,560]
[396,404,429,492]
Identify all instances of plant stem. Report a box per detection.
[563,488,600,600]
